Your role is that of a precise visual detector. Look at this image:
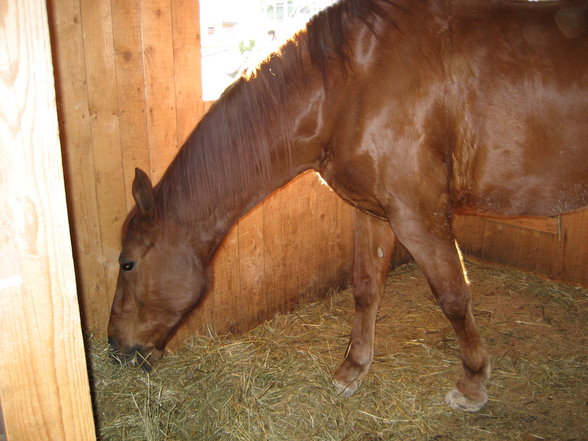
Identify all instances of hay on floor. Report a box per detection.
[90,260,588,440]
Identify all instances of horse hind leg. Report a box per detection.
[333,210,395,397]
[391,212,491,412]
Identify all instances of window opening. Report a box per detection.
[200,0,338,100]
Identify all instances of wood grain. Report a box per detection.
[80,0,128,328]
[48,0,107,331]
[172,0,203,144]
[456,212,588,286]
[111,0,151,206]
[484,216,559,235]
[0,0,96,439]
[141,0,179,181]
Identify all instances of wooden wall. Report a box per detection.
[455,211,588,287]
[47,0,354,342]
[0,0,96,439]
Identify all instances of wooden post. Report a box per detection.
[0,0,96,439]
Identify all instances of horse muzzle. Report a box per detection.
[108,337,162,371]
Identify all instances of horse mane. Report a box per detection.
[152,0,400,228]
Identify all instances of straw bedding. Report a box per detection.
[90,260,588,440]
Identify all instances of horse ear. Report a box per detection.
[132,168,155,216]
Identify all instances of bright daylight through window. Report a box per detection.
[200,0,338,101]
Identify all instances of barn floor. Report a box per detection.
[90,260,588,441]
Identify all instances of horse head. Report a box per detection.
[107,169,208,369]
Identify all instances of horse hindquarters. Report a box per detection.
[333,210,395,397]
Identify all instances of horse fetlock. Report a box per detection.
[471,356,492,381]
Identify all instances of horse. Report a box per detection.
[108,0,588,412]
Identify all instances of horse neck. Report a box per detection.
[157,71,329,260]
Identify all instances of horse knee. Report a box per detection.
[436,289,470,320]
[353,276,381,309]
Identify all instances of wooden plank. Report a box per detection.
[278,176,303,313]
[516,228,542,274]
[481,220,521,269]
[47,0,108,331]
[80,0,128,331]
[214,226,243,333]
[572,210,588,285]
[557,211,585,283]
[334,195,354,281]
[532,211,585,283]
[238,204,267,328]
[111,0,151,206]
[532,230,564,280]
[172,0,203,144]
[141,0,178,181]
[298,173,321,301]
[262,188,284,320]
[453,215,486,257]
[484,216,559,235]
[318,177,345,289]
[0,0,96,438]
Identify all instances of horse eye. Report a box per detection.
[121,261,135,272]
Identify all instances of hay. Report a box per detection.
[90,261,588,440]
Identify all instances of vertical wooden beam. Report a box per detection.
[211,228,242,333]
[79,0,128,329]
[453,215,486,257]
[263,187,285,320]
[0,0,96,439]
[559,211,587,284]
[172,0,203,144]
[141,0,179,181]
[298,173,321,300]
[238,205,267,327]
[111,0,151,205]
[481,221,522,268]
[571,210,588,285]
[47,0,107,331]
[516,228,543,274]
[279,176,304,312]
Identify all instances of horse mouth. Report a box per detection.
[108,338,163,371]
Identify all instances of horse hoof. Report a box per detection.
[332,378,360,398]
[444,388,487,412]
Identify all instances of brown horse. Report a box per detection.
[108,0,588,412]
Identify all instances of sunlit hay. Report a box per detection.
[90,261,588,441]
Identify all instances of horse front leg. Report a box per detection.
[333,209,395,397]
